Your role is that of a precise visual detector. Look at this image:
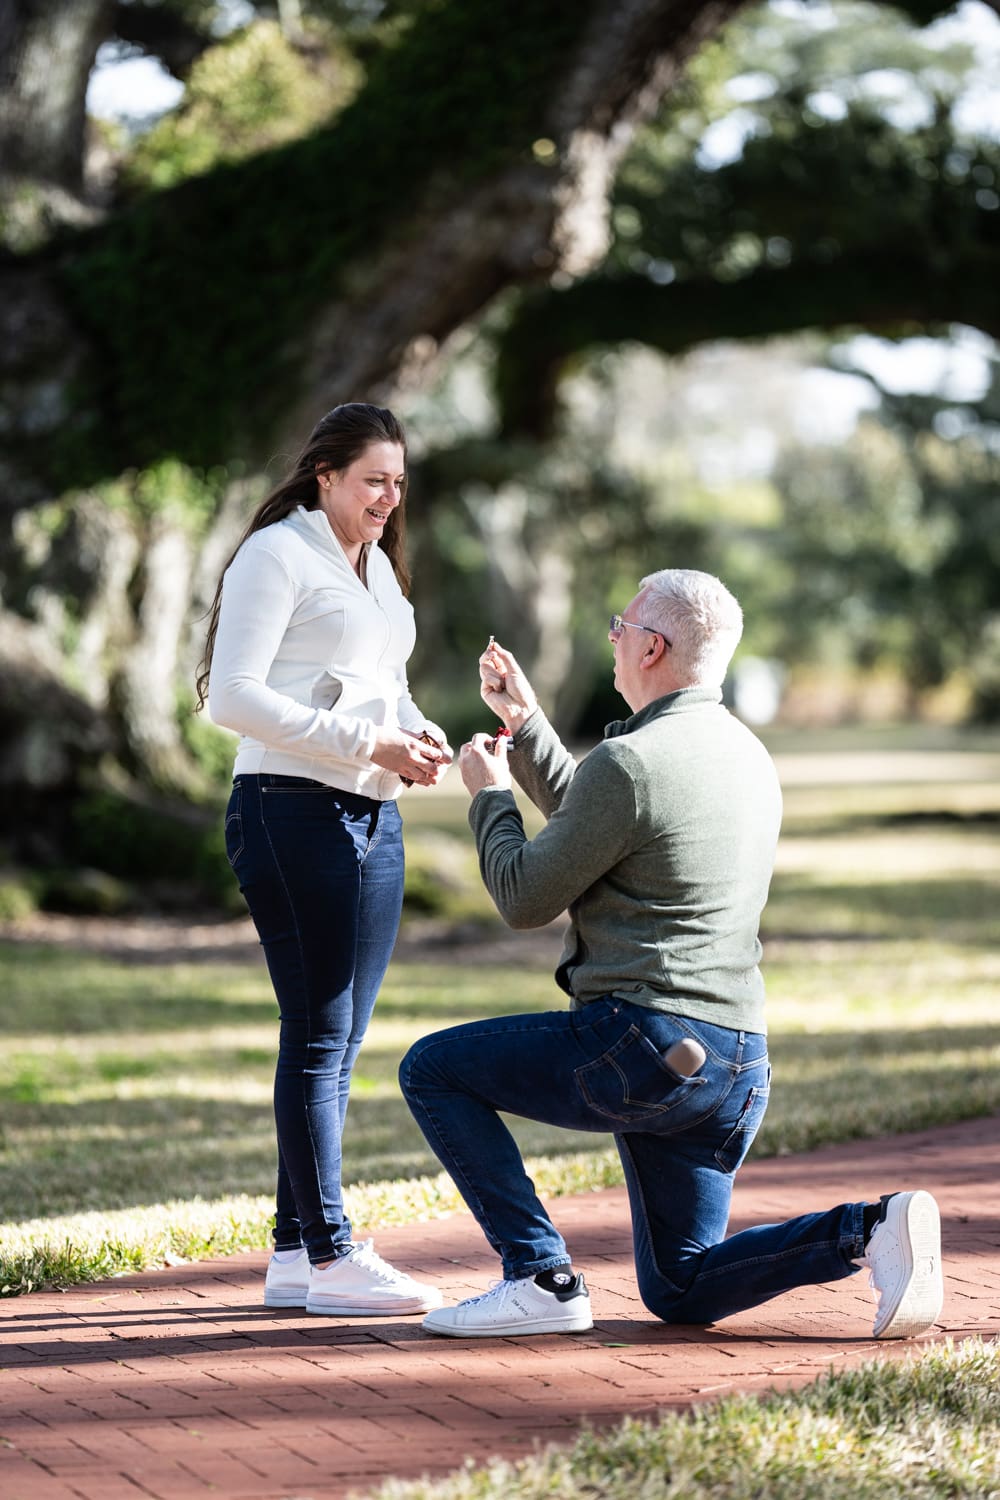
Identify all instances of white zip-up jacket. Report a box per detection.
[208,505,444,800]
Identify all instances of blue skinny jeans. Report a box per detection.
[400,999,865,1323]
[225,774,404,1264]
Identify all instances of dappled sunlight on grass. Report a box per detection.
[776,824,1000,875]
[766,873,999,942]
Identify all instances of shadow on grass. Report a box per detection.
[764,874,1000,944]
[0,947,276,1035]
[0,943,553,1035]
[3,1024,998,1224]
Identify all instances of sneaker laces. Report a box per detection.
[347,1238,410,1284]
[456,1279,520,1310]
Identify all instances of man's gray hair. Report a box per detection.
[639,569,743,689]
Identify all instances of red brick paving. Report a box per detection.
[2,1115,997,1500]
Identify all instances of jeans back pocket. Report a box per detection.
[575,1024,710,1128]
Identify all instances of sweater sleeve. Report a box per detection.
[468,744,636,929]
[507,708,579,816]
[208,543,379,762]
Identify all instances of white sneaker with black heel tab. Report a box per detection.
[863,1190,943,1338]
[422,1272,593,1338]
[305,1239,442,1316]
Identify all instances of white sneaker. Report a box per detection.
[264,1250,309,1308]
[422,1273,593,1338]
[863,1191,943,1339]
[305,1239,442,1317]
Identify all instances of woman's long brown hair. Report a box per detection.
[195,403,411,711]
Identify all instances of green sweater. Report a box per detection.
[468,687,782,1033]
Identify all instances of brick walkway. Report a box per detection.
[2,1115,998,1500]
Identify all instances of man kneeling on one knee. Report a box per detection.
[400,568,943,1340]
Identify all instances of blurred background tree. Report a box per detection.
[1,0,998,909]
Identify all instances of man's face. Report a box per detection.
[611,589,654,709]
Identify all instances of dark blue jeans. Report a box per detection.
[400,999,865,1323]
[225,774,404,1264]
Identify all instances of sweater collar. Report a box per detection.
[604,684,722,740]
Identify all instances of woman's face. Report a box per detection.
[317,440,405,554]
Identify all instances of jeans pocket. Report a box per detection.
[575,1024,708,1126]
[260,784,332,794]
[714,1081,770,1173]
[224,782,244,867]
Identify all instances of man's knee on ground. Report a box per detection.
[635,1269,696,1325]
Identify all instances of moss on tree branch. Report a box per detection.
[50,0,595,481]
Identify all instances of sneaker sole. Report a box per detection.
[874,1190,943,1339]
[306,1295,443,1317]
[264,1291,309,1308]
[421,1310,594,1338]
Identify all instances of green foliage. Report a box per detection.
[0,875,40,921]
[772,419,944,668]
[0,1196,277,1298]
[3,462,226,641]
[40,868,133,916]
[399,831,482,917]
[882,383,1000,717]
[610,0,994,284]
[0,177,71,256]
[179,706,240,784]
[68,787,234,905]
[56,0,594,480]
[615,111,998,286]
[55,779,482,917]
[770,357,1000,711]
[123,20,361,193]
[129,458,228,531]
[409,429,705,738]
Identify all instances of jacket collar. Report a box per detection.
[285,504,377,577]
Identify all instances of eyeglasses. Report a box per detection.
[609,614,671,648]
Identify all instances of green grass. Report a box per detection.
[363,1338,1000,1500]
[1,729,998,1294]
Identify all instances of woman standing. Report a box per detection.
[197,404,449,1317]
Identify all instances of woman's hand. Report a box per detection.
[421,731,454,788]
[371,727,449,786]
[459,732,512,797]
[479,640,537,734]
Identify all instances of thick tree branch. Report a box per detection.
[495,252,1000,438]
[0,0,113,189]
[110,1,213,79]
